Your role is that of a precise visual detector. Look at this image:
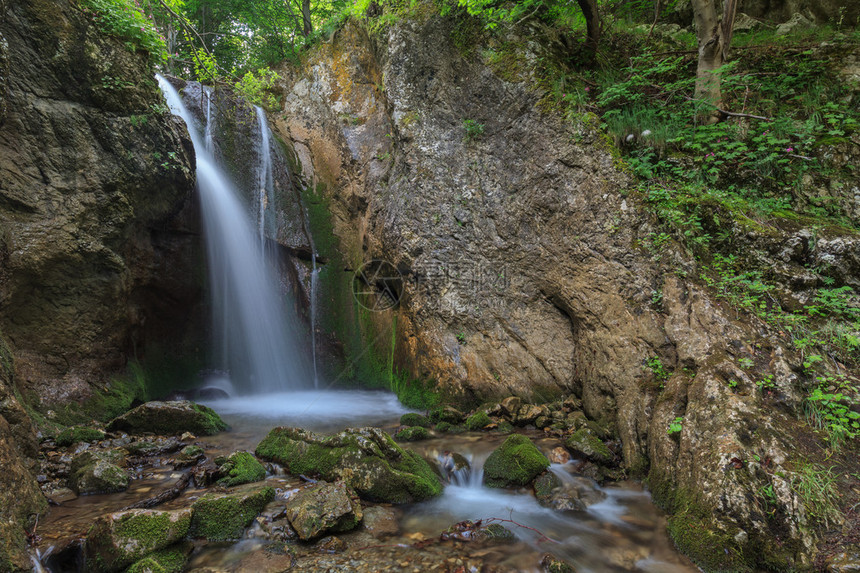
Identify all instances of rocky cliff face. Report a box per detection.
[275,14,857,571]
[0,0,196,568]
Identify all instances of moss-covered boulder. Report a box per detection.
[84,509,192,573]
[465,411,491,431]
[56,426,105,447]
[429,406,464,424]
[564,429,613,465]
[172,445,205,469]
[215,451,266,486]
[284,481,362,540]
[106,401,227,436]
[399,413,431,427]
[189,485,275,541]
[435,421,465,433]
[70,450,130,495]
[394,426,430,441]
[483,434,549,488]
[255,426,442,503]
[124,543,192,573]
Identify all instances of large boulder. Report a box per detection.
[189,485,275,541]
[483,435,549,488]
[255,427,442,503]
[284,481,363,540]
[106,401,227,436]
[70,450,129,495]
[84,509,192,573]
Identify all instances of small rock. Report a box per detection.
[214,451,266,486]
[499,396,522,417]
[394,426,430,441]
[541,553,576,572]
[828,544,860,572]
[533,472,606,512]
[362,506,399,537]
[179,432,196,441]
[464,411,491,431]
[69,450,129,495]
[548,447,570,464]
[285,481,363,540]
[428,406,464,424]
[776,13,813,36]
[564,429,613,465]
[399,413,431,427]
[484,434,549,488]
[316,535,347,553]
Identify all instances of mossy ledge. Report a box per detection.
[255,426,442,503]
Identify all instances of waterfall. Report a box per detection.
[157,75,312,394]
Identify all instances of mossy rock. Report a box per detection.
[56,426,105,447]
[666,514,750,573]
[496,421,514,433]
[399,413,431,427]
[428,406,464,424]
[255,426,442,503]
[394,426,430,441]
[475,522,515,541]
[284,481,362,540]
[436,422,465,434]
[84,509,192,573]
[564,429,613,465]
[70,450,130,495]
[215,451,266,486]
[190,485,275,541]
[465,411,491,431]
[107,401,228,436]
[483,434,549,488]
[124,543,191,573]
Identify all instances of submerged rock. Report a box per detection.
[533,472,606,512]
[84,509,192,572]
[70,450,129,495]
[483,434,549,488]
[362,506,399,538]
[190,485,275,541]
[564,429,613,465]
[107,401,228,436]
[285,481,363,540]
[215,451,266,486]
[255,426,442,503]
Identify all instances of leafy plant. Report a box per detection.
[463,119,485,142]
[234,68,281,109]
[667,416,683,435]
[805,375,860,447]
[77,0,167,62]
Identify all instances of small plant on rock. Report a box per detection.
[463,119,485,142]
[667,416,684,435]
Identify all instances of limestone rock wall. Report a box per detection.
[273,15,855,570]
[0,1,197,568]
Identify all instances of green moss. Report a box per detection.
[216,451,267,486]
[190,486,275,541]
[56,426,105,447]
[54,367,148,426]
[496,421,514,433]
[124,543,188,573]
[399,413,431,427]
[465,410,491,431]
[394,426,430,441]
[666,514,750,573]
[86,509,191,573]
[255,427,442,503]
[429,406,464,424]
[107,401,227,436]
[181,445,203,457]
[564,429,613,465]
[483,434,549,488]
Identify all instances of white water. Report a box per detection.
[157,76,311,393]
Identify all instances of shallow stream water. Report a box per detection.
[36,390,697,572]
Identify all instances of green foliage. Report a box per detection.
[234,68,281,109]
[646,356,670,386]
[394,425,430,441]
[56,427,106,447]
[400,413,431,427]
[805,374,860,447]
[790,463,843,528]
[462,119,484,142]
[78,0,167,62]
[667,416,683,435]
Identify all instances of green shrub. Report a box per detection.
[78,0,167,62]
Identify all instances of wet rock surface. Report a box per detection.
[285,481,363,540]
[107,401,228,437]
[255,426,442,503]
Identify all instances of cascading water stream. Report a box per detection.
[157,75,311,394]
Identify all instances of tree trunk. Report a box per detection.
[691,0,738,122]
[302,0,312,37]
[575,0,600,56]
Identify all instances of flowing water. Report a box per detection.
[157,76,311,394]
